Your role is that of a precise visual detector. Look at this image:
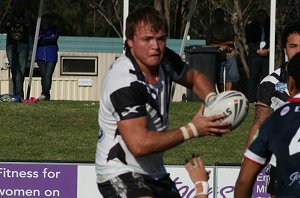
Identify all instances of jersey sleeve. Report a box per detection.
[162,47,188,81]
[110,81,148,121]
[257,78,275,106]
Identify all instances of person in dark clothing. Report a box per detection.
[245,9,270,103]
[36,11,59,101]
[206,8,240,92]
[1,0,32,99]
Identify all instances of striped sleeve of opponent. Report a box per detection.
[244,149,266,165]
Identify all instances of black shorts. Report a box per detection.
[266,165,277,195]
[97,172,181,198]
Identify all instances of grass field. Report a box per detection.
[0,101,255,165]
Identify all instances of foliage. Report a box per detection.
[0,101,254,165]
[1,0,300,78]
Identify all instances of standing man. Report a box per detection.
[1,0,32,99]
[95,6,230,197]
[206,8,240,92]
[235,51,300,197]
[244,21,300,197]
[245,9,270,103]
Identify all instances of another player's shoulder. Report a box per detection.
[260,68,282,84]
[273,99,300,119]
[257,66,288,104]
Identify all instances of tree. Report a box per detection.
[2,0,300,69]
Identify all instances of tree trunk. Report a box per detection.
[232,0,249,78]
[164,0,170,37]
[174,0,183,38]
[154,0,162,11]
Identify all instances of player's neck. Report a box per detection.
[144,72,159,84]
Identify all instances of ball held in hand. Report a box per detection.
[204,90,249,130]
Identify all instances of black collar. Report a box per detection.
[125,50,145,81]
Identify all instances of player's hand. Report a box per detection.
[192,105,231,136]
[185,154,209,183]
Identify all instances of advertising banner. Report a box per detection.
[0,162,270,198]
[0,163,77,198]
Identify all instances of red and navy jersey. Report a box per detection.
[245,94,300,197]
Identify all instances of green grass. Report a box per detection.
[0,101,255,165]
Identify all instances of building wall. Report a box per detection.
[0,34,206,101]
[0,51,119,101]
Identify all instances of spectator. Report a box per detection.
[244,21,300,198]
[206,8,240,92]
[36,11,59,101]
[245,9,270,103]
[95,6,231,197]
[1,0,32,99]
[235,51,300,197]
[185,155,209,198]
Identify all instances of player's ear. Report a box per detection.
[127,39,134,48]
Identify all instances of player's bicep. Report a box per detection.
[175,67,197,88]
[117,116,148,155]
[237,158,263,185]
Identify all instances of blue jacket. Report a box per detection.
[35,25,59,62]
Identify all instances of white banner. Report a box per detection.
[0,162,270,198]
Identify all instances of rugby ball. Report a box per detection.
[204,90,249,130]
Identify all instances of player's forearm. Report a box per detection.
[234,183,252,198]
[127,128,185,157]
[177,68,215,103]
[245,104,272,150]
[245,124,260,150]
[128,117,229,157]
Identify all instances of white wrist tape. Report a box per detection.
[195,181,209,195]
[180,126,190,140]
[188,122,198,137]
[205,92,216,105]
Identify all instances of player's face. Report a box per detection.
[127,22,167,71]
[285,33,300,60]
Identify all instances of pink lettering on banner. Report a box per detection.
[173,177,213,198]
[172,166,271,198]
[219,186,235,197]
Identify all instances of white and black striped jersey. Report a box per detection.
[257,64,289,110]
[245,93,300,197]
[95,48,187,183]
